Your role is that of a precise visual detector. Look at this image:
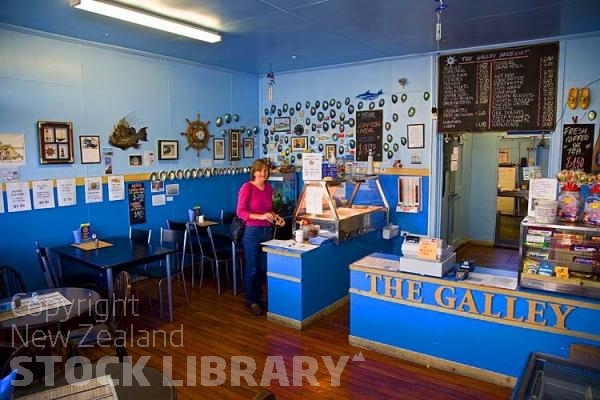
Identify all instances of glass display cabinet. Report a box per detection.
[293,175,389,243]
[269,172,297,239]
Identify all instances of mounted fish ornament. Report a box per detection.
[108,116,148,149]
[356,89,384,101]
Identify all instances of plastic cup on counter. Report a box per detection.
[294,230,304,243]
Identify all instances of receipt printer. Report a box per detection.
[455,260,475,280]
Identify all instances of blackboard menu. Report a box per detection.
[128,182,146,225]
[438,42,558,133]
[356,110,383,161]
[561,124,594,172]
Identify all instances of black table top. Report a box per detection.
[0,287,101,330]
[52,236,175,271]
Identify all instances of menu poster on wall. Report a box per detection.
[57,178,76,207]
[32,180,55,209]
[356,110,383,162]
[6,181,32,212]
[128,182,146,225]
[85,177,103,203]
[108,175,125,201]
[561,124,594,172]
[438,42,558,133]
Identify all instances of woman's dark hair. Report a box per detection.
[250,159,270,181]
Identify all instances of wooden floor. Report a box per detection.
[456,242,520,271]
[83,271,513,400]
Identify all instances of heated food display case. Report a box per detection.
[293,175,389,243]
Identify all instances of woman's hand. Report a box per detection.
[274,215,285,227]
[262,212,276,223]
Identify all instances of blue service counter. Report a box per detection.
[263,231,391,330]
[349,253,600,388]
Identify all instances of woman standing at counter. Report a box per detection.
[236,159,285,316]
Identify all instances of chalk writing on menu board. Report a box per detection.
[561,124,594,172]
[438,42,558,133]
[356,110,383,162]
[128,182,146,225]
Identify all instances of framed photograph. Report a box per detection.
[158,140,179,160]
[229,129,241,161]
[213,138,225,160]
[291,136,308,151]
[38,121,74,164]
[274,117,291,132]
[325,144,337,161]
[79,135,101,164]
[407,124,425,149]
[129,154,143,166]
[0,133,26,165]
[243,138,254,158]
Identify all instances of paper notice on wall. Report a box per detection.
[152,194,166,206]
[305,186,323,215]
[57,178,76,207]
[107,175,125,201]
[302,153,322,181]
[528,178,558,217]
[0,183,4,213]
[6,181,31,212]
[32,180,55,209]
[85,177,103,203]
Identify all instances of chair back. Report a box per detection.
[221,210,236,224]
[34,240,60,289]
[129,227,152,244]
[0,266,25,299]
[111,271,132,331]
[160,227,188,270]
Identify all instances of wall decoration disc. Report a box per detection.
[267,117,272,125]
[297,153,302,159]
[290,155,296,163]
[296,101,302,111]
[338,146,344,155]
[393,143,399,151]
[357,101,363,110]
[588,110,597,121]
[285,148,290,156]
[318,143,324,151]
[323,122,329,131]
[305,101,311,109]
[283,103,289,113]
[221,129,227,137]
[348,105,355,114]
[149,172,157,181]
[233,114,240,122]
[383,143,390,152]
[330,109,336,119]
[274,134,280,142]
[264,108,269,116]
[345,97,351,105]
[284,136,289,144]
[329,98,335,106]
[277,144,283,152]
[289,108,295,116]
[277,109,282,116]
[317,111,324,121]
[336,101,342,109]
[306,117,311,125]
[310,107,316,116]
[339,124,345,132]
[387,151,393,159]
[348,118,355,127]
[322,101,329,111]
[379,98,385,107]
[263,144,268,155]
[246,128,253,136]
[181,113,211,156]
[240,125,246,132]
[393,113,399,122]
[385,122,391,131]
[271,105,276,114]
[331,120,337,129]
[312,123,317,132]
[253,125,259,134]
[401,93,408,103]
[423,91,430,101]
[215,116,223,127]
[168,170,176,180]
[392,94,398,104]
[387,134,393,143]
[264,128,269,136]
[294,124,304,135]
[401,137,407,145]
[315,100,321,109]
[349,140,355,149]
[224,113,232,123]
[159,171,167,181]
[408,107,416,117]
[264,137,270,144]
[310,136,316,145]
[184,169,191,179]
[332,133,338,141]
[191,169,197,178]
[369,101,375,110]
[339,112,346,121]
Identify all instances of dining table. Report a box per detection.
[0,287,101,331]
[51,236,177,322]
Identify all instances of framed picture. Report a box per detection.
[273,117,291,132]
[243,138,254,158]
[407,124,425,149]
[38,121,74,164]
[325,144,337,161]
[291,136,307,151]
[79,135,101,164]
[229,129,241,161]
[213,138,225,160]
[129,154,143,166]
[158,140,179,160]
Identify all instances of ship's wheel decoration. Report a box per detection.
[181,113,210,155]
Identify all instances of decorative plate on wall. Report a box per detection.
[385,122,391,131]
[224,113,232,123]
[215,117,223,127]
[387,134,393,143]
[271,105,276,114]
[315,100,321,109]
[393,113,399,122]
[349,140,355,149]
[379,98,385,107]
[323,122,329,131]
[336,101,342,109]
[401,93,408,103]
[423,92,430,101]
[357,102,363,110]
[283,103,289,113]
[330,109,336,119]
[369,101,375,110]
[296,102,302,111]
[408,107,416,117]
[233,114,239,122]
[345,97,351,105]
[348,105,355,114]
[322,101,329,111]
[392,94,398,104]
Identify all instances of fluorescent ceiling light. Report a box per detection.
[70,0,221,43]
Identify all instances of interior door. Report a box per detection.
[441,135,469,248]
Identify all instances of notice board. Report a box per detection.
[438,42,558,133]
[356,110,383,161]
[128,182,146,225]
[561,124,594,172]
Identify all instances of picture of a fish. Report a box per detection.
[355,89,383,101]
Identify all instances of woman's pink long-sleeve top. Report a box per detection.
[236,182,274,227]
